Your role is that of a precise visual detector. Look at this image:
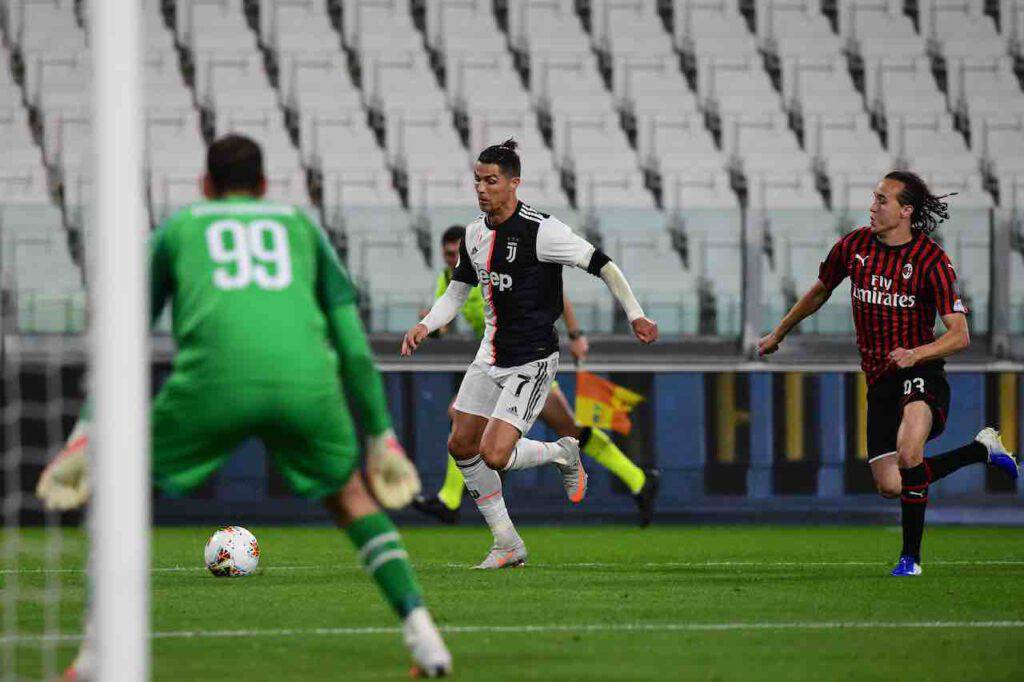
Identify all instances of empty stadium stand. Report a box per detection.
[1,0,1023,336]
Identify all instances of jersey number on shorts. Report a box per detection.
[206,219,293,290]
[904,378,925,395]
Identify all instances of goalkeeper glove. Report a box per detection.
[366,428,421,509]
[36,419,90,511]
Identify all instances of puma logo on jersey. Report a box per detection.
[854,254,870,267]
[478,268,513,291]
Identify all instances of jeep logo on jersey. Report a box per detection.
[902,262,913,279]
[506,238,519,263]
[478,268,513,291]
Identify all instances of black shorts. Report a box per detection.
[866,364,950,463]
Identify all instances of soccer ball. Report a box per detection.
[204,526,260,577]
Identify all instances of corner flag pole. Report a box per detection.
[90,0,150,678]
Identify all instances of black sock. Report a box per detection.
[578,426,594,450]
[900,464,930,562]
[925,441,987,483]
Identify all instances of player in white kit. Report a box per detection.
[401,140,658,568]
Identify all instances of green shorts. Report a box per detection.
[151,374,358,500]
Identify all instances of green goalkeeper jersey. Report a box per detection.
[149,195,391,435]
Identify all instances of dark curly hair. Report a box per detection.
[884,170,957,235]
[477,138,521,178]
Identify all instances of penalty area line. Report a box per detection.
[5,621,1024,645]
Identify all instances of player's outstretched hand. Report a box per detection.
[631,317,658,344]
[36,420,90,512]
[757,331,783,356]
[366,429,422,509]
[401,323,429,356]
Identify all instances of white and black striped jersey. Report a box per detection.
[452,201,601,368]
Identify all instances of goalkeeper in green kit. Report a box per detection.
[35,135,452,679]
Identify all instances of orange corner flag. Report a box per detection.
[574,371,645,435]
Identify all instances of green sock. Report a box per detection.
[346,512,423,618]
[436,455,465,511]
[582,427,646,494]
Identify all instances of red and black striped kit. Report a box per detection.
[818,226,967,385]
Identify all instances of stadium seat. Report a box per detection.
[747,171,825,210]
[921,0,1006,60]
[638,111,722,171]
[321,169,401,209]
[948,57,1024,123]
[837,0,927,60]
[342,0,420,53]
[278,51,363,117]
[757,0,844,59]
[615,54,701,118]
[699,54,781,117]
[977,113,1024,180]
[1,202,84,333]
[424,0,508,63]
[193,51,279,112]
[345,228,433,332]
[863,56,947,119]
[590,0,675,60]
[176,0,258,52]
[258,0,340,53]
[806,112,892,188]
[781,56,863,118]
[722,111,812,176]
[8,0,87,53]
[672,0,759,59]
[0,164,50,205]
[304,108,389,172]
[888,112,980,176]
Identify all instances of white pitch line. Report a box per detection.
[445,560,1024,569]
[4,559,1024,575]
[5,620,1024,645]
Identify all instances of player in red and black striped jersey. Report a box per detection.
[759,171,1019,577]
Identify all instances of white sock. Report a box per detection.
[503,438,571,471]
[456,455,522,548]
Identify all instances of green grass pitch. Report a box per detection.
[4,524,1024,680]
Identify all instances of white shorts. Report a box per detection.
[452,352,559,435]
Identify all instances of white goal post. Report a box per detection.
[89,0,150,679]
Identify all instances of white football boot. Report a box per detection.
[403,607,453,678]
[472,542,528,570]
[553,437,588,503]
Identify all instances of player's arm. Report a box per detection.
[313,224,420,508]
[402,237,476,355]
[890,257,970,368]
[757,280,833,356]
[37,225,176,511]
[537,218,657,344]
[562,292,589,362]
[425,271,451,336]
[759,238,846,356]
[891,313,969,368]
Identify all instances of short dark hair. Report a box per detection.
[884,170,955,235]
[441,224,465,246]
[207,134,264,195]
[476,138,521,178]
